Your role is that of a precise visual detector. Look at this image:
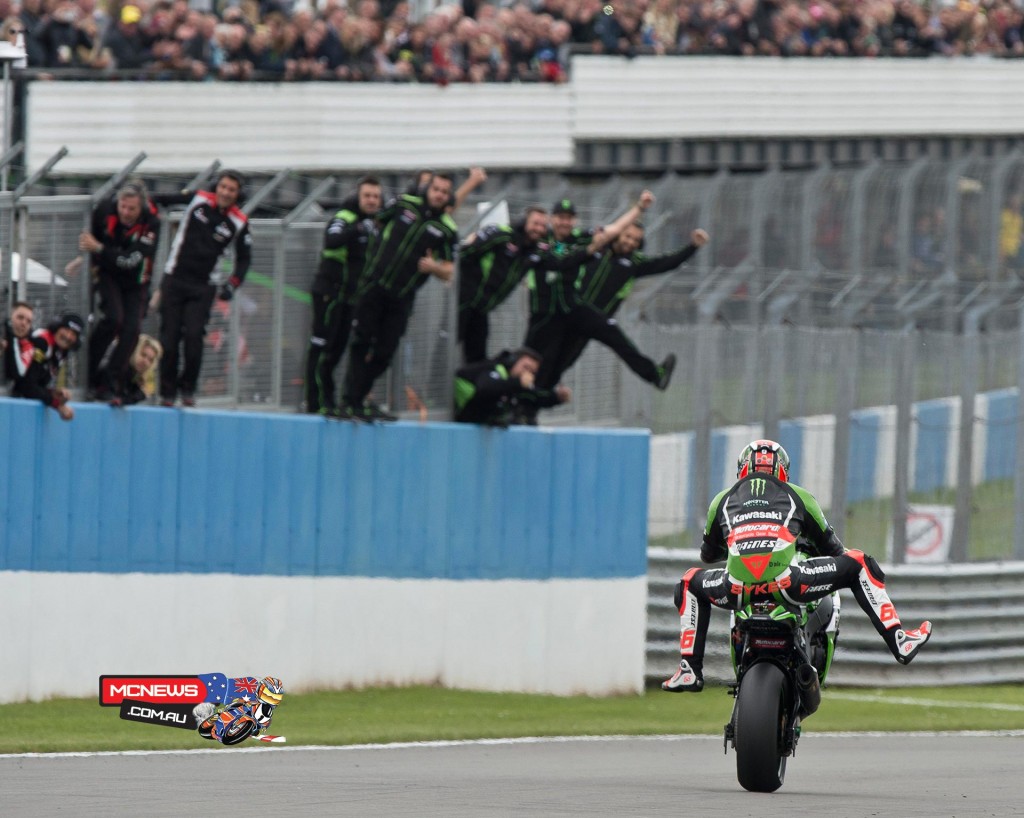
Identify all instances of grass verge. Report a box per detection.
[2,684,1022,754]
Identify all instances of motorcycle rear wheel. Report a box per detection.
[734,661,789,793]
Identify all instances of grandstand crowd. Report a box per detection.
[5,0,1024,83]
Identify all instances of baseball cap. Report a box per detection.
[121,5,142,24]
[552,198,576,216]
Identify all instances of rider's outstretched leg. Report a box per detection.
[838,550,932,665]
[662,567,714,692]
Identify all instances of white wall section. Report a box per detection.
[0,572,647,703]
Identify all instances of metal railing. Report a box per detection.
[646,549,1024,688]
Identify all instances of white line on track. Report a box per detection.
[4,730,1024,760]
[830,692,1024,712]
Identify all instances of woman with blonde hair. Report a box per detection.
[112,334,163,407]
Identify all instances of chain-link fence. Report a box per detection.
[7,156,1024,561]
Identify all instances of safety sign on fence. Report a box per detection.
[887,504,954,564]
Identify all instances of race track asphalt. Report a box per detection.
[1,732,1020,817]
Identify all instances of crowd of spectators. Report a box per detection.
[5,0,1024,83]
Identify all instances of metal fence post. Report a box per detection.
[1016,300,1024,560]
[890,324,916,564]
[951,307,984,562]
[691,318,715,547]
[831,327,859,540]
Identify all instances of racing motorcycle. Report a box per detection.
[721,542,840,793]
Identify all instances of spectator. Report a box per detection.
[13,0,1024,80]
[1000,192,1024,277]
[287,18,335,79]
[103,4,150,70]
[9,312,84,422]
[305,175,382,415]
[643,0,679,53]
[81,179,161,402]
[154,169,252,408]
[112,333,163,407]
[454,346,570,425]
[37,0,95,68]
[17,0,47,68]
[169,13,212,79]
[339,172,458,422]
[910,211,944,278]
[217,22,255,80]
[388,21,431,81]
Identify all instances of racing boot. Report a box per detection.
[662,658,704,693]
[893,621,932,665]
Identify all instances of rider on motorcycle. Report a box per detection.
[663,439,932,693]
[196,676,284,743]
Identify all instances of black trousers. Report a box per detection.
[305,293,354,413]
[531,304,659,390]
[89,274,145,393]
[158,275,216,399]
[458,306,489,364]
[342,284,413,407]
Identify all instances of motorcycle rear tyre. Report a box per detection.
[734,661,789,793]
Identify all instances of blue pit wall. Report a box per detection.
[0,398,650,580]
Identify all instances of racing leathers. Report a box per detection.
[663,473,933,692]
[157,190,252,402]
[306,198,375,414]
[87,197,161,397]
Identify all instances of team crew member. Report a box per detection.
[520,193,678,423]
[454,347,570,426]
[305,176,382,415]
[523,198,593,353]
[81,179,160,401]
[339,173,458,422]
[663,440,933,693]
[2,301,35,385]
[458,207,551,364]
[540,223,709,392]
[8,311,84,421]
[155,169,252,407]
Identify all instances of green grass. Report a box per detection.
[2,685,1022,754]
[652,478,1017,561]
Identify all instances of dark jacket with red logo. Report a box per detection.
[701,473,845,564]
[163,190,252,287]
[7,327,70,407]
[90,197,161,288]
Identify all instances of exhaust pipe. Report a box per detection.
[796,663,822,717]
